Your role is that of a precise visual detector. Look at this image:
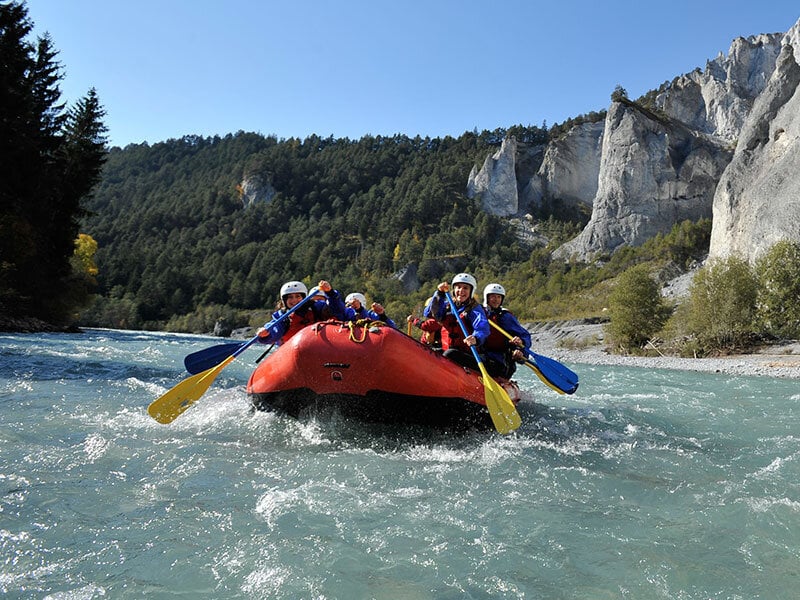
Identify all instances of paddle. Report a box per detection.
[182,288,324,374]
[184,339,278,373]
[184,341,245,374]
[521,358,568,395]
[488,319,579,395]
[443,291,521,434]
[254,343,275,364]
[148,287,319,424]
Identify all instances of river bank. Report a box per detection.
[4,313,798,380]
[526,318,800,380]
[0,315,80,333]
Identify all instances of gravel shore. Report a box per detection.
[525,319,800,380]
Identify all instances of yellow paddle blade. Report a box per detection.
[148,356,235,424]
[478,363,521,434]
[522,361,566,395]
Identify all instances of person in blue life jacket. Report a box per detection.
[482,282,532,379]
[423,272,489,371]
[344,292,398,328]
[256,279,346,345]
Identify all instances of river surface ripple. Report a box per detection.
[1,329,798,599]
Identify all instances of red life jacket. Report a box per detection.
[485,310,510,353]
[441,299,477,352]
[283,307,317,342]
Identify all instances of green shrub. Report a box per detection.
[606,264,669,352]
[755,240,800,339]
[686,257,758,351]
[659,302,704,357]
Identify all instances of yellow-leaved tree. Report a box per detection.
[73,233,99,277]
[63,234,100,319]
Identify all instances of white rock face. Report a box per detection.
[467,137,519,216]
[552,24,792,261]
[463,19,800,263]
[240,174,276,207]
[521,121,604,213]
[553,101,732,261]
[709,40,800,263]
[657,33,783,140]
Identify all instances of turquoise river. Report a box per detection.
[1,329,799,599]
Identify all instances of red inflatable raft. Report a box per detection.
[246,320,521,429]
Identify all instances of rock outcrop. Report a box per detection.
[521,121,604,215]
[709,37,800,263]
[468,22,800,263]
[239,174,277,207]
[466,137,519,217]
[392,263,420,294]
[213,317,233,337]
[658,34,783,141]
[553,101,733,261]
[552,30,787,261]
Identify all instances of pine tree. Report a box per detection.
[0,1,108,326]
[61,87,108,200]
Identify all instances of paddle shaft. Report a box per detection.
[442,292,486,370]
[443,291,520,434]
[487,319,578,394]
[255,343,275,363]
[151,287,320,423]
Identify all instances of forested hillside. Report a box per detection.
[81,127,556,330]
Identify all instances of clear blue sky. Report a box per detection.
[26,0,800,148]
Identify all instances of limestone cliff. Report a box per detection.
[466,137,520,217]
[469,21,800,263]
[239,174,276,207]
[658,33,783,141]
[521,121,604,216]
[553,101,732,260]
[552,30,786,261]
[709,35,800,263]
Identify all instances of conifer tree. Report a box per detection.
[0,1,107,326]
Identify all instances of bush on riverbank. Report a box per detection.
[755,240,800,340]
[606,264,670,352]
[606,241,800,357]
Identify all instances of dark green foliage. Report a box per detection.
[606,264,669,351]
[755,240,800,339]
[637,219,711,268]
[611,85,628,102]
[0,2,107,325]
[590,218,711,281]
[79,129,545,329]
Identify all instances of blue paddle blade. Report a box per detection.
[181,286,321,374]
[184,341,245,374]
[485,318,578,395]
[528,351,579,394]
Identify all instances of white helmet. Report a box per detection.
[451,273,477,294]
[345,292,367,306]
[483,283,506,305]
[279,280,308,300]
